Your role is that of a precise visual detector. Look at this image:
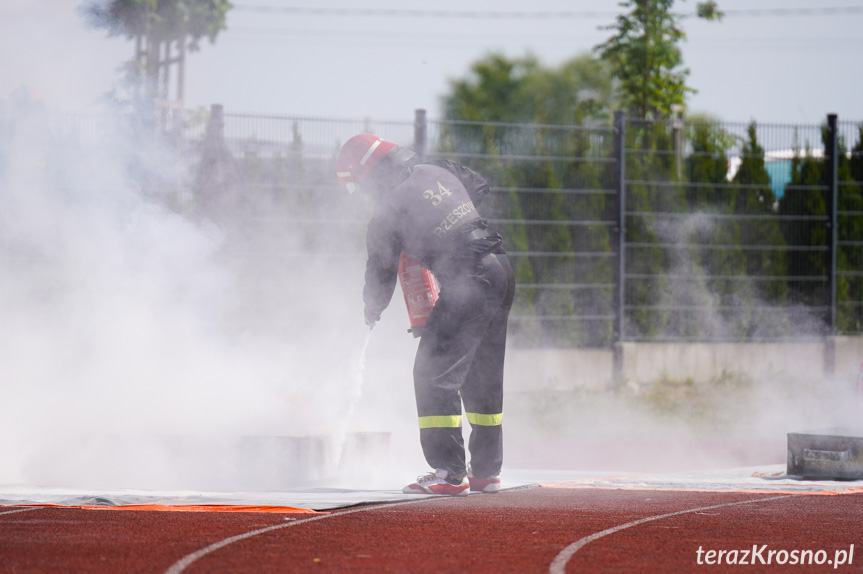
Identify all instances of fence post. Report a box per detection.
[613,110,627,381]
[414,109,427,161]
[825,113,839,376]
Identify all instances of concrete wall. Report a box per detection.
[505,336,863,391]
[616,341,827,386]
[504,348,615,392]
[834,336,863,382]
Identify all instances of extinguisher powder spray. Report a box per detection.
[333,326,374,468]
[397,253,440,337]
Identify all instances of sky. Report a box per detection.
[1,0,862,124]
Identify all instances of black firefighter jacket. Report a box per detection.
[363,160,493,319]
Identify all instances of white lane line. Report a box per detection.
[0,507,40,517]
[549,494,796,574]
[163,498,432,574]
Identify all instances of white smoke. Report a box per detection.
[0,89,428,490]
[502,210,858,476]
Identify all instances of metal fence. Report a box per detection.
[620,114,863,344]
[22,104,852,348]
[177,107,863,348]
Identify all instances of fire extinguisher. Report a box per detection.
[398,253,439,338]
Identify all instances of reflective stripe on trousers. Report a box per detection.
[417,412,503,429]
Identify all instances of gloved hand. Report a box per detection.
[364,307,381,328]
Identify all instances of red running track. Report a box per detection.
[2,486,862,573]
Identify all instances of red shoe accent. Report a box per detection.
[468,476,501,493]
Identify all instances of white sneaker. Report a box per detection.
[468,464,501,493]
[402,469,469,496]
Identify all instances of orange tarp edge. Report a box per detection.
[8,504,324,514]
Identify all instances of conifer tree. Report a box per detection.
[778,139,827,312]
[621,120,680,339]
[851,126,863,184]
[561,128,616,346]
[777,127,855,331]
[837,132,863,332]
[732,122,790,337]
[672,120,743,339]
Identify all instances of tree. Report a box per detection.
[851,126,863,184]
[560,130,616,346]
[83,0,231,115]
[777,127,854,330]
[731,122,790,336]
[778,138,826,311]
[443,53,614,125]
[594,0,723,118]
[674,119,742,339]
[622,119,680,339]
[732,123,776,213]
[837,130,863,332]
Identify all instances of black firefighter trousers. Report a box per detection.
[412,251,515,481]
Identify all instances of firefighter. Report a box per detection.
[336,134,515,496]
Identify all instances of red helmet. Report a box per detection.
[336,134,397,193]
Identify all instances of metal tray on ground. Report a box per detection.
[787,428,863,480]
